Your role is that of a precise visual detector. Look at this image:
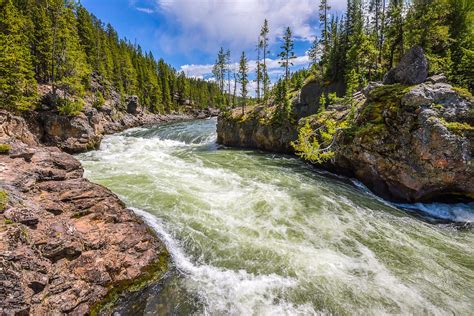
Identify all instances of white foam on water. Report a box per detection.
[350,178,474,222]
[77,119,474,315]
[132,208,321,316]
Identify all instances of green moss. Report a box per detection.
[4,219,13,225]
[0,144,11,154]
[0,190,8,211]
[453,87,474,102]
[369,84,410,101]
[90,250,169,316]
[441,120,474,135]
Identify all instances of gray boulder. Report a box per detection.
[126,95,141,114]
[383,46,428,85]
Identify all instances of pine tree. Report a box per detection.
[212,47,226,92]
[260,19,270,101]
[158,58,172,112]
[0,0,37,111]
[237,51,249,115]
[384,0,405,69]
[256,37,262,102]
[319,0,331,60]
[279,27,296,82]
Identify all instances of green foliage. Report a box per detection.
[0,143,12,154]
[272,79,293,123]
[319,94,326,112]
[291,120,335,164]
[328,92,342,104]
[0,0,37,112]
[93,91,105,109]
[237,51,249,114]
[57,98,84,117]
[453,86,474,102]
[0,190,8,211]
[279,27,297,81]
[1,0,224,114]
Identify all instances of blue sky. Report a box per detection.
[81,0,346,88]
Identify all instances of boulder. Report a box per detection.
[126,95,141,114]
[38,112,102,153]
[383,46,428,85]
[426,74,448,84]
[332,83,474,202]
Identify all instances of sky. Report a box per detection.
[81,0,346,88]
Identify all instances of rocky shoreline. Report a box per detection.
[0,106,216,314]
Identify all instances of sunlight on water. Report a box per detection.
[77,118,474,315]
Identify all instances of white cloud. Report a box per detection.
[136,7,155,14]
[153,0,346,54]
[180,55,310,78]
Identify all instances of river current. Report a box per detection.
[77,118,473,315]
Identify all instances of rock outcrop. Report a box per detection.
[383,46,428,85]
[0,111,169,314]
[217,80,474,203]
[332,83,473,202]
[217,107,298,153]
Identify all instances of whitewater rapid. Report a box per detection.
[77,118,474,315]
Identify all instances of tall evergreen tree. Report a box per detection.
[319,0,331,60]
[237,51,249,115]
[279,27,296,82]
[255,37,262,102]
[260,19,270,100]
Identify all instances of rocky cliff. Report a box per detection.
[217,70,473,203]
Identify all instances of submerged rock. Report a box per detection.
[383,46,428,85]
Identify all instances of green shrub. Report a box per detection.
[0,144,12,154]
[0,190,8,211]
[93,91,106,109]
[57,98,84,117]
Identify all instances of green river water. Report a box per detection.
[77,118,474,315]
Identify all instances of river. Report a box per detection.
[77,118,474,315]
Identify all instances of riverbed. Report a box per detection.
[77,118,474,315]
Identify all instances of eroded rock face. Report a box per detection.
[0,111,168,315]
[217,107,298,153]
[383,46,428,85]
[332,82,473,202]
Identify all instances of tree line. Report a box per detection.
[215,0,472,116]
[312,0,472,95]
[0,0,225,114]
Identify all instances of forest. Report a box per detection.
[215,0,472,113]
[0,0,226,115]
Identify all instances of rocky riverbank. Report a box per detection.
[0,110,172,315]
[218,48,473,203]
[0,100,217,314]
